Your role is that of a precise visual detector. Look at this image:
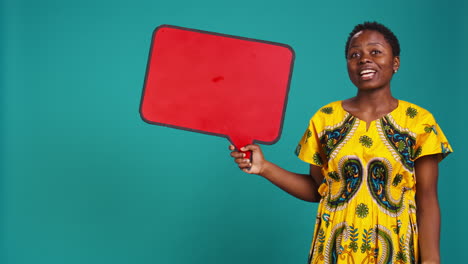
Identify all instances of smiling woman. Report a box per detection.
[229,21,453,264]
[346,30,399,91]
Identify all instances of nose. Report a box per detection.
[359,54,372,64]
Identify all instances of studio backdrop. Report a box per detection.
[1,0,466,263]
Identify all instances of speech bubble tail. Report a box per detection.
[229,136,253,160]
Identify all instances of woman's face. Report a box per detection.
[346,30,400,91]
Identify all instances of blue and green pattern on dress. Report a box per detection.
[348,225,359,253]
[406,107,418,118]
[379,116,417,171]
[360,227,373,254]
[325,223,347,264]
[367,158,405,216]
[441,142,451,158]
[319,115,356,161]
[395,234,407,263]
[326,157,362,210]
[424,124,437,134]
[321,106,334,114]
[356,203,369,218]
[375,226,394,264]
[359,135,373,148]
[409,231,416,264]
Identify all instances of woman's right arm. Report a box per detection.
[229,144,324,202]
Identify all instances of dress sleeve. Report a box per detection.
[295,113,326,166]
[413,112,453,162]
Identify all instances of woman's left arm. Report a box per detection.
[415,154,441,264]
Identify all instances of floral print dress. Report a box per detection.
[295,100,452,264]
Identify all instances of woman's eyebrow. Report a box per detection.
[367,42,384,46]
[351,42,385,48]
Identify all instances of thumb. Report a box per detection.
[240,144,260,152]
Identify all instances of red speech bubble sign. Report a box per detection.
[140,25,294,158]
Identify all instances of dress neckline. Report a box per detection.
[339,100,401,130]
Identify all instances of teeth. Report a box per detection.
[360,69,376,75]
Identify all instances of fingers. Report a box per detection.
[239,144,260,152]
[229,144,253,172]
[229,149,246,158]
[228,144,259,151]
[229,144,251,158]
[236,158,252,170]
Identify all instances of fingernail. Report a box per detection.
[242,153,246,157]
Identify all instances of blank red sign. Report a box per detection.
[140,25,294,155]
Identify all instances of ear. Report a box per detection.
[393,56,400,73]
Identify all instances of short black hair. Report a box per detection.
[345,21,400,58]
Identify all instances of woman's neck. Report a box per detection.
[353,85,396,109]
[342,87,399,124]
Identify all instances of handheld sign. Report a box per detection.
[140,25,294,158]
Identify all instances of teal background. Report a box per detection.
[1,0,466,263]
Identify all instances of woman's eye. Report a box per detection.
[371,50,382,55]
[349,52,360,59]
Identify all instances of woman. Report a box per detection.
[229,22,452,264]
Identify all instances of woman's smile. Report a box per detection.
[359,69,377,80]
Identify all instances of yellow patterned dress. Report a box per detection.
[295,100,452,264]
